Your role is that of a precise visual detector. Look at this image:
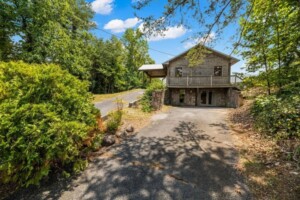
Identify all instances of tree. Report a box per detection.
[90,36,126,93]
[134,0,247,44]
[240,0,300,94]
[122,28,154,89]
[0,0,95,80]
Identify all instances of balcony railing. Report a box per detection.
[167,75,240,87]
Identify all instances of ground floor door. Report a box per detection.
[197,90,213,106]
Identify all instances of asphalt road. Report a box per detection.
[10,107,251,200]
[94,89,144,117]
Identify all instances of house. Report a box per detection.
[139,46,242,108]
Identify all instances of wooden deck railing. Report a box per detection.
[167,75,240,87]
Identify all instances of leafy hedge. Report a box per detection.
[251,81,300,139]
[141,80,164,112]
[0,62,99,186]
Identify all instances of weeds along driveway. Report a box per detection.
[10,107,251,200]
[94,89,144,117]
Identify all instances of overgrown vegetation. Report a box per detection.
[0,1,154,94]
[0,0,154,191]
[0,62,99,187]
[141,80,164,112]
[239,0,300,160]
[252,81,300,140]
[229,88,300,199]
[106,111,123,134]
[241,0,299,95]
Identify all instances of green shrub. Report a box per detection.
[106,110,123,133]
[251,81,300,139]
[141,80,164,112]
[0,61,99,186]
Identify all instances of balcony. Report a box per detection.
[167,75,241,88]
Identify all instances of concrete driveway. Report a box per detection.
[10,107,251,200]
[94,89,144,117]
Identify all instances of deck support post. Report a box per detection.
[187,76,189,86]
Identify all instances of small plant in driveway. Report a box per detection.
[102,100,124,146]
[106,110,123,134]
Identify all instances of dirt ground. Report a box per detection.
[228,100,300,200]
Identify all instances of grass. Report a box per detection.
[121,105,170,132]
[92,89,141,103]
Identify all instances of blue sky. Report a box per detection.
[86,0,245,73]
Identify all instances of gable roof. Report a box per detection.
[163,45,239,65]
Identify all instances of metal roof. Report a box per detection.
[139,64,164,71]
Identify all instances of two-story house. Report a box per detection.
[139,46,242,108]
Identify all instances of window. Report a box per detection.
[175,67,183,77]
[214,66,222,76]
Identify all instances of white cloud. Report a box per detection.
[91,0,114,15]
[104,17,141,33]
[183,32,216,49]
[139,24,187,41]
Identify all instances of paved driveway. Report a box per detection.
[11,107,251,200]
[94,89,144,117]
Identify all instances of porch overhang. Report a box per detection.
[138,64,167,78]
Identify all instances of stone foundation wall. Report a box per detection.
[196,88,227,107]
[227,88,242,108]
[151,90,164,110]
[168,88,240,107]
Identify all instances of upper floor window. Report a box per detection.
[214,66,222,76]
[175,67,183,77]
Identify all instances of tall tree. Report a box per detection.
[90,36,126,94]
[122,28,154,89]
[0,0,95,79]
[240,0,300,93]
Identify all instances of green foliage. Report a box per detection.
[122,29,154,89]
[251,81,300,139]
[92,134,103,150]
[241,0,300,93]
[0,1,155,94]
[0,0,95,80]
[0,61,98,186]
[186,46,211,67]
[141,80,164,112]
[134,0,245,43]
[90,37,127,93]
[106,110,123,134]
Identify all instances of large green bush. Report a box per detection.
[141,80,164,112]
[0,62,99,186]
[251,81,300,139]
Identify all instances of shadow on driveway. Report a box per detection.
[10,120,251,200]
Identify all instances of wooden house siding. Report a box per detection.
[163,51,241,107]
[169,53,230,76]
[167,52,232,87]
[138,45,241,107]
